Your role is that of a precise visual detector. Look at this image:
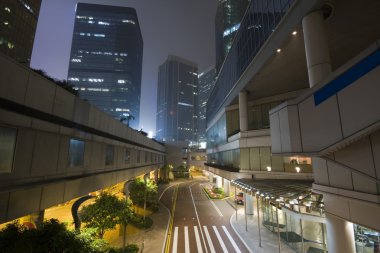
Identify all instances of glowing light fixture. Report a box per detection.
[266,166,272,172]
[276,48,281,53]
[295,166,301,173]
[292,31,297,35]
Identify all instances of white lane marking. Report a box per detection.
[209,199,223,216]
[184,226,190,253]
[194,226,203,253]
[222,226,241,253]
[172,226,179,253]
[212,226,228,253]
[190,183,208,253]
[159,183,181,200]
[228,214,253,253]
[203,226,216,253]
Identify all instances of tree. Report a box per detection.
[79,193,122,238]
[120,114,135,127]
[0,219,95,253]
[129,178,158,211]
[117,199,134,253]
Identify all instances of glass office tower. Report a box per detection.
[215,0,249,73]
[0,0,41,64]
[197,66,216,143]
[67,3,143,129]
[156,55,198,143]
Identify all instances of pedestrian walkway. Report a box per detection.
[125,202,170,253]
[171,225,244,253]
[229,201,295,253]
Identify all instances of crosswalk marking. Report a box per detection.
[222,226,241,253]
[194,226,203,253]
[203,226,216,253]
[173,227,179,253]
[184,226,190,253]
[171,225,241,253]
[212,226,228,253]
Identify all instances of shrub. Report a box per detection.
[130,215,153,229]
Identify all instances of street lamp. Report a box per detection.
[255,191,262,247]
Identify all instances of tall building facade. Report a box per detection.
[197,66,216,143]
[67,3,143,129]
[215,0,249,73]
[0,0,41,64]
[156,55,198,143]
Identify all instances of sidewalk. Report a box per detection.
[126,202,170,253]
[228,199,296,253]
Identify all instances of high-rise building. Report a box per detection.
[215,0,249,73]
[156,55,198,143]
[0,0,41,64]
[67,3,143,129]
[197,66,216,143]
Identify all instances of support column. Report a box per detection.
[209,173,214,183]
[326,214,355,253]
[245,194,254,215]
[216,176,222,188]
[239,91,248,132]
[223,179,230,196]
[302,11,331,87]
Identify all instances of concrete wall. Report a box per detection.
[270,41,380,155]
[0,53,166,223]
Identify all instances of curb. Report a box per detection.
[229,211,254,253]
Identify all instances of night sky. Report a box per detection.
[31,0,218,134]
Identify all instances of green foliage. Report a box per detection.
[129,178,159,211]
[0,219,112,253]
[213,187,224,195]
[130,215,153,229]
[31,69,78,96]
[80,193,133,238]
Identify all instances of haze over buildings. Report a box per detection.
[67,3,143,129]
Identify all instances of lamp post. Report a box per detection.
[276,199,281,253]
[143,175,147,222]
[244,187,248,232]
[234,181,237,221]
[256,192,262,247]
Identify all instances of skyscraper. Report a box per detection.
[67,3,143,129]
[156,55,198,143]
[215,0,249,73]
[0,0,41,64]
[197,66,216,143]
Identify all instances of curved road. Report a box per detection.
[160,179,250,253]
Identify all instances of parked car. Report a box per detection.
[235,192,244,205]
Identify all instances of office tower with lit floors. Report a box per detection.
[197,66,216,143]
[0,0,41,64]
[215,0,249,72]
[156,55,198,143]
[67,3,143,129]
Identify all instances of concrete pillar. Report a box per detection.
[245,194,254,215]
[216,176,222,188]
[325,214,355,253]
[239,91,248,131]
[302,11,331,87]
[223,179,230,196]
[209,173,214,183]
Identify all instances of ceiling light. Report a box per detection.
[276,48,281,53]
[292,31,297,35]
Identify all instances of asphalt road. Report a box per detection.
[160,179,250,253]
